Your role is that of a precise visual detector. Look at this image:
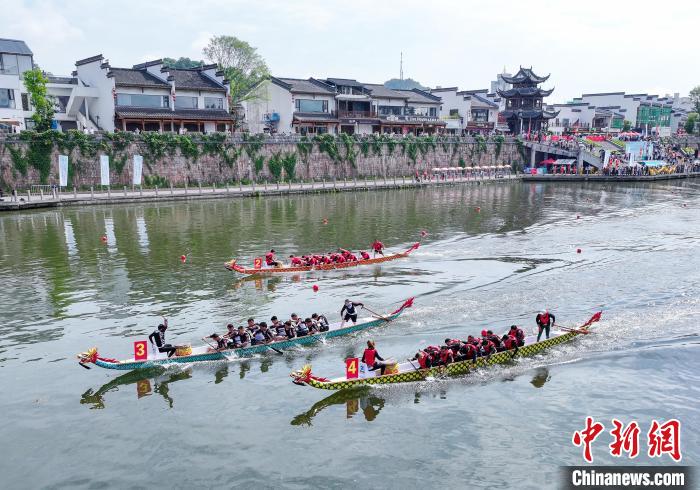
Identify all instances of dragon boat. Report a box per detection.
[77,298,414,371]
[290,311,602,390]
[225,242,420,275]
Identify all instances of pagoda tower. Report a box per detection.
[497,67,558,134]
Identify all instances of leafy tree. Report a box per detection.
[23,69,54,131]
[685,112,698,135]
[622,120,632,132]
[202,35,269,104]
[384,78,428,90]
[689,86,700,113]
[163,57,204,69]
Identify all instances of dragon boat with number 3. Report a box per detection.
[76,298,414,371]
[290,311,602,390]
[225,242,420,275]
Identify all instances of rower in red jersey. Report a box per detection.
[372,240,385,257]
[265,249,281,267]
[289,255,303,266]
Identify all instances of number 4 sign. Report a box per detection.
[346,358,359,379]
[134,340,148,360]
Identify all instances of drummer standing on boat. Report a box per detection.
[340,299,364,327]
[536,310,555,341]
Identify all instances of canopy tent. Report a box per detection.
[540,158,557,165]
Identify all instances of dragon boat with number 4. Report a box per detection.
[225,242,420,275]
[290,311,602,390]
[76,298,414,371]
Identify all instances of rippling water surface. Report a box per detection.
[0,181,698,489]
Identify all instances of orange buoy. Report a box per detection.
[312,285,319,292]
[180,255,187,263]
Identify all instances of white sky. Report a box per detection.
[8,0,699,103]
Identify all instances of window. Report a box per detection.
[0,89,15,109]
[21,93,30,111]
[471,109,488,122]
[379,105,402,116]
[116,93,168,108]
[429,107,437,117]
[295,99,327,113]
[204,97,224,109]
[1,54,18,75]
[449,109,459,116]
[175,96,198,109]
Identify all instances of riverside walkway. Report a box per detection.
[522,172,700,183]
[0,173,516,211]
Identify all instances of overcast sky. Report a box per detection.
[9,0,699,103]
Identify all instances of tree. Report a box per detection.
[685,113,698,135]
[163,57,204,69]
[202,35,269,104]
[23,69,54,132]
[622,120,632,132]
[689,86,700,113]
[384,78,428,90]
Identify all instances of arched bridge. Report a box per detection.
[523,141,603,169]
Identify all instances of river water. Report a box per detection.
[0,181,698,489]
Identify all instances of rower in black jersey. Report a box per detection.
[148,319,177,358]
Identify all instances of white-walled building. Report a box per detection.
[431,87,500,134]
[243,77,444,135]
[74,55,233,132]
[0,39,34,132]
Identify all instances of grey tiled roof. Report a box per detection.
[276,77,334,95]
[395,89,441,104]
[0,38,33,56]
[110,68,169,87]
[362,84,408,99]
[470,93,500,108]
[115,107,234,121]
[170,69,225,91]
[47,76,78,85]
[326,78,364,87]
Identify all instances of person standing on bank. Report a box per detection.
[148,319,177,358]
[340,299,364,327]
[536,310,555,342]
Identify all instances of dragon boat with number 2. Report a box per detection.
[290,311,602,390]
[77,298,414,371]
[225,243,420,275]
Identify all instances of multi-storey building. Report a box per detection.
[74,55,233,132]
[0,39,35,132]
[243,77,444,135]
[431,87,500,134]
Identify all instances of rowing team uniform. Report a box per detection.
[372,241,384,255]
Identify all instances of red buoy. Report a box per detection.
[312,285,319,292]
[180,255,187,263]
[420,230,428,237]
[100,235,107,243]
[576,248,582,254]
[576,215,581,219]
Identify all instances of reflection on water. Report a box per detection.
[530,367,551,388]
[214,365,228,384]
[291,387,386,426]
[80,368,192,409]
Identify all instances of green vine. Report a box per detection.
[339,133,356,167]
[282,152,297,180]
[313,133,342,162]
[253,155,265,175]
[493,135,505,159]
[370,134,383,156]
[359,138,370,157]
[243,133,265,159]
[296,136,313,163]
[268,152,283,180]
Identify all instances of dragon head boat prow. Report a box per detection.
[77,347,98,364]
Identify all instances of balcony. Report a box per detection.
[337,109,376,119]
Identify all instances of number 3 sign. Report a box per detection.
[134,340,148,360]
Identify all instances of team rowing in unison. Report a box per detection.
[414,310,555,368]
[265,240,385,268]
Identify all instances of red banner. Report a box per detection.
[134,340,148,361]
[346,358,359,379]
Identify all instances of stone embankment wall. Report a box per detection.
[0,133,525,190]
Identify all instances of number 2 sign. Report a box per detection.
[253,257,263,269]
[346,357,359,379]
[134,340,148,360]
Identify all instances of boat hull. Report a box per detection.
[226,243,420,275]
[294,312,602,390]
[85,301,413,371]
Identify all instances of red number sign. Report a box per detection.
[346,357,359,379]
[134,340,148,360]
[253,257,263,269]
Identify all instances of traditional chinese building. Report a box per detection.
[497,67,558,134]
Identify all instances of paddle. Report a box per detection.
[361,305,391,323]
[556,324,593,335]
